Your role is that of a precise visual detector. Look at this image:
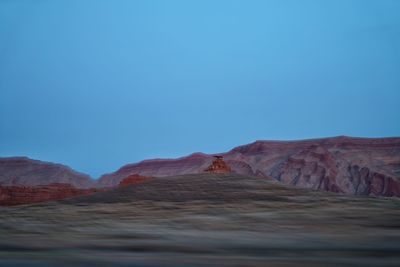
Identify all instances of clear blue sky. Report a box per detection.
[1,0,399,177]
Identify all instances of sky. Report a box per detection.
[1,0,400,177]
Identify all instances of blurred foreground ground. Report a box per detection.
[0,174,399,267]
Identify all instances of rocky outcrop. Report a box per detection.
[269,146,341,193]
[119,174,152,187]
[0,157,94,188]
[98,136,400,197]
[0,183,101,206]
[204,156,232,173]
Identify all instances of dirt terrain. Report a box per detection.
[1,173,399,267]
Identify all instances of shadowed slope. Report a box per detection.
[65,173,337,204]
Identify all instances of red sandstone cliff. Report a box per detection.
[0,183,101,206]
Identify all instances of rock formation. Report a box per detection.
[119,174,152,187]
[204,156,232,173]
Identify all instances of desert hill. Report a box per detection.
[98,136,400,196]
[1,136,400,197]
[0,157,94,188]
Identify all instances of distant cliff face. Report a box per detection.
[225,136,400,197]
[0,157,94,189]
[98,137,400,197]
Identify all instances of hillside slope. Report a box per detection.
[2,136,399,197]
[98,136,400,196]
[0,157,94,188]
[65,173,320,204]
[2,173,400,267]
